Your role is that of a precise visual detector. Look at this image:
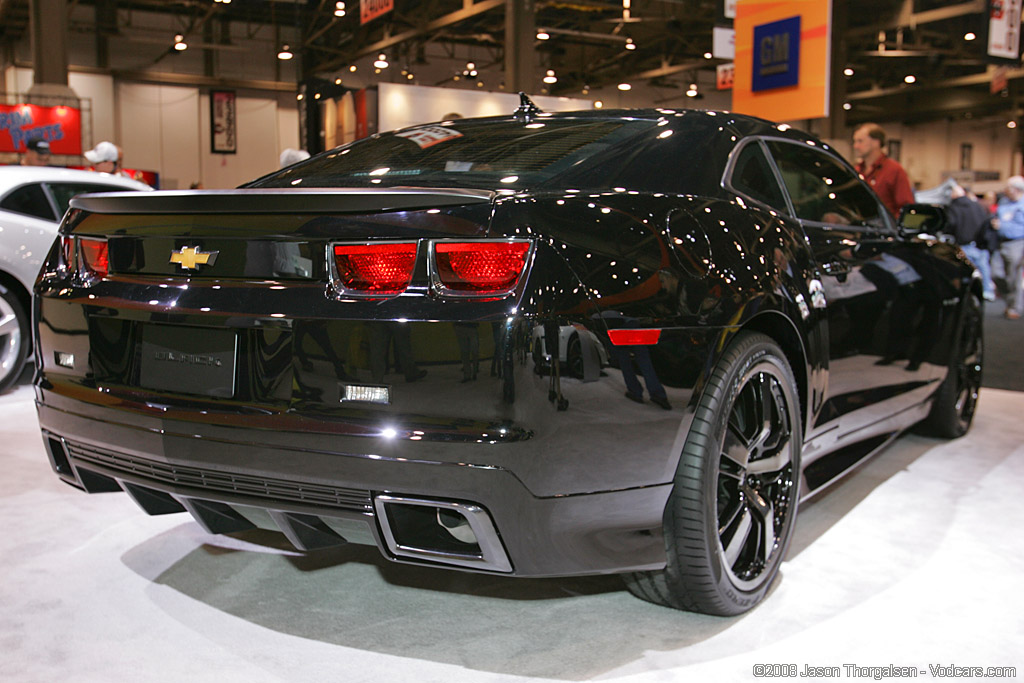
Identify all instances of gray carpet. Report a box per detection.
[2,384,1022,681]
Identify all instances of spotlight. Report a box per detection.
[543,69,557,84]
[1009,121,1018,129]
[374,53,389,68]
[703,52,713,59]
[594,100,603,109]
[278,45,293,60]
[964,32,976,41]
[174,34,187,51]
[617,82,631,91]
[625,38,636,50]
[843,67,854,77]
[843,102,852,110]
[537,30,550,40]
[904,74,916,84]
[349,65,357,72]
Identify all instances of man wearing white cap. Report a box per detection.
[84,141,120,174]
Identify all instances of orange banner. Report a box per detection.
[732,0,831,121]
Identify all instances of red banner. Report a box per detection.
[0,103,82,155]
[361,0,393,25]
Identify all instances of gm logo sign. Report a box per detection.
[752,16,801,92]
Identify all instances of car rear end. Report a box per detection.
[33,186,687,577]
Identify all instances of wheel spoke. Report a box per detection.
[722,424,751,469]
[747,437,792,475]
[0,312,18,337]
[745,489,776,565]
[718,495,744,535]
[722,507,753,568]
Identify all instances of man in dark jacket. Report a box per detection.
[945,183,995,301]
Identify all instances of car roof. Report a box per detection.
[0,164,152,193]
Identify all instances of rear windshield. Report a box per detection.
[247,116,709,193]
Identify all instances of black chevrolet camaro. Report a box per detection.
[33,101,982,615]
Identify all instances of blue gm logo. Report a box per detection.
[752,16,801,92]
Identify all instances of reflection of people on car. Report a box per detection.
[601,311,671,410]
[453,322,480,382]
[368,322,427,383]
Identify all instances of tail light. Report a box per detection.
[431,240,531,297]
[608,329,661,346]
[332,242,418,296]
[79,238,109,278]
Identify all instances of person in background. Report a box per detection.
[83,141,120,174]
[945,183,996,301]
[21,137,52,166]
[852,122,915,218]
[992,175,1024,319]
[280,148,310,168]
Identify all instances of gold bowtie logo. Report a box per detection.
[169,246,218,271]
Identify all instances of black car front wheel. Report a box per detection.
[922,292,983,438]
[625,332,801,615]
[0,284,29,393]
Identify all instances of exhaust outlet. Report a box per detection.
[374,495,512,572]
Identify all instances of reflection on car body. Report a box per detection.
[32,102,982,615]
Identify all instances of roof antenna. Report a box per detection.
[514,92,543,121]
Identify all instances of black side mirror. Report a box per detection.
[898,203,946,235]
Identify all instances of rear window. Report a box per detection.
[246,115,730,195]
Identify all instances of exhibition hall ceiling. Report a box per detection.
[0,0,1019,124]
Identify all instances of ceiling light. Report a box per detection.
[594,100,603,108]
[543,69,557,84]
[477,81,484,87]
[617,82,631,91]
[904,74,916,84]
[1009,121,1018,129]
[466,62,476,70]
[964,32,976,41]
[843,67,854,77]
[296,93,303,100]
[537,30,550,40]
[625,38,636,50]
[335,1,345,15]
[407,73,414,80]
[374,53,389,68]
[278,45,293,60]
[704,52,713,59]
[349,65,357,72]
[582,84,590,94]
[686,85,698,97]
[174,34,187,51]
[335,78,342,85]
[843,102,852,110]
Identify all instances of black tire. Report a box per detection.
[566,334,583,379]
[0,283,30,393]
[922,292,982,438]
[625,332,802,615]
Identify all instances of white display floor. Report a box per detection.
[2,382,1021,682]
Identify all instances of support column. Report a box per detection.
[504,0,535,93]
[26,0,78,104]
[826,0,847,141]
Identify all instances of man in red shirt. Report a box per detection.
[853,123,915,218]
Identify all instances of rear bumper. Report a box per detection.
[36,390,674,577]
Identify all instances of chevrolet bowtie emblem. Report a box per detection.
[169,246,218,271]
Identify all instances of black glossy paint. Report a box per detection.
[33,109,978,578]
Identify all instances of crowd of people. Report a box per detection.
[853,121,1024,320]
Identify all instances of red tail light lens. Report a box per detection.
[608,329,662,346]
[332,242,418,295]
[79,238,109,277]
[432,241,531,295]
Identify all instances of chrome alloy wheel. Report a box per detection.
[716,364,799,590]
[0,294,23,385]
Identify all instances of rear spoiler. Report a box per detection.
[69,187,496,215]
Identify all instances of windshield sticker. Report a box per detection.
[395,126,464,148]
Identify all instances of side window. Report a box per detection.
[729,141,788,211]
[765,140,886,228]
[0,183,55,221]
[47,183,130,217]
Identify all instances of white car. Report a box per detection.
[0,166,151,391]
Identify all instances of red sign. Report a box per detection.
[361,0,394,24]
[0,103,82,155]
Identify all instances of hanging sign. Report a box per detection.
[988,0,1022,62]
[361,0,394,25]
[0,103,82,155]
[210,90,237,154]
